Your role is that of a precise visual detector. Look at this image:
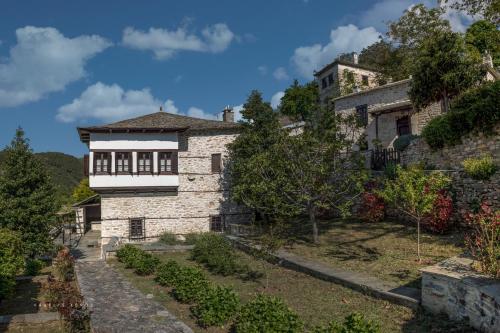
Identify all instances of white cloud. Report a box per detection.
[273,67,289,81]
[0,26,111,108]
[164,99,178,114]
[187,106,216,120]
[359,0,414,31]
[122,23,234,60]
[258,65,268,75]
[291,24,380,79]
[232,104,244,121]
[441,5,475,32]
[271,91,285,109]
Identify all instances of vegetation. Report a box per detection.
[440,0,500,25]
[464,202,500,278]
[71,178,95,203]
[421,81,500,149]
[115,244,159,275]
[465,20,500,67]
[393,134,417,152]
[463,155,497,180]
[171,266,210,303]
[312,313,380,333]
[422,191,454,234]
[192,286,240,327]
[378,166,451,262]
[0,229,25,299]
[24,258,45,276]
[234,294,303,333]
[0,129,58,257]
[159,232,178,245]
[155,260,183,287]
[279,80,319,122]
[359,190,385,223]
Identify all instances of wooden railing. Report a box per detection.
[371,148,400,171]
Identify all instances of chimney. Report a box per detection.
[222,105,234,122]
[353,52,359,64]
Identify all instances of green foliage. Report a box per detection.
[234,294,303,333]
[133,253,160,276]
[421,81,500,149]
[25,258,45,276]
[116,244,143,268]
[0,228,24,299]
[312,313,380,333]
[159,232,179,245]
[279,80,319,122]
[54,247,75,282]
[466,20,500,67]
[359,40,407,83]
[71,178,95,204]
[409,31,484,113]
[0,128,58,257]
[441,0,499,25]
[155,260,183,286]
[191,285,240,327]
[393,134,417,152]
[184,233,202,245]
[340,69,357,96]
[463,155,497,180]
[191,233,244,276]
[172,266,210,303]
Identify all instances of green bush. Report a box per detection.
[191,286,240,327]
[422,81,500,149]
[0,229,24,299]
[312,313,380,333]
[233,294,303,333]
[393,134,417,152]
[25,258,45,276]
[172,266,210,303]
[116,244,143,268]
[159,232,179,245]
[133,253,160,276]
[184,233,202,245]
[155,260,183,287]
[463,155,497,180]
[191,233,242,276]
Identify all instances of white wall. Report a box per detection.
[89,132,178,150]
[90,174,179,188]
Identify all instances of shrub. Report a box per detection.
[172,266,210,303]
[422,190,454,233]
[116,244,143,268]
[312,313,380,333]
[463,155,497,180]
[464,202,500,278]
[422,81,500,149]
[393,134,417,152]
[191,233,242,276]
[234,294,303,333]
[159,232,179,245]
[0,228,24,299]
[133,253,160,276]
[191,286,240,327]
[25,258,45,276]
[184,233,202,245]
[54,247,75,282]
[359,192,385,223]
[155,260,183,287]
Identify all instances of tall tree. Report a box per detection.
[279,80,319,123]
[409,31,485,113]
[359,39,409,82]
[0,128,58,257]
[440,0,500,25]
[465,20,500,67]
[72,178,96,203]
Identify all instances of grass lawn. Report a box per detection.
[110,250,473,333]
[280,218,464,288]
[0,321,65,333]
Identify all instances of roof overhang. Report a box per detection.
[72,194,100,208]
[369,100,413,115]
[77,127,189,144]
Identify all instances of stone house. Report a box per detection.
[76,108,251,246]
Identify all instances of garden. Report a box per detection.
[111,234,474,333]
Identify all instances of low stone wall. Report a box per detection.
[421,256,500,333]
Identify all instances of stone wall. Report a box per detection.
[421,256,500,333]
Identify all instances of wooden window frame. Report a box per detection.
[137,152,153,175]
[158,151,178,175]
[356,104,368,127]
[115,152,132,175]
[93,152,111,175]
[211,153,222,174]
[129,217,145,240]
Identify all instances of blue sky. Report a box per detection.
[0,0,472,156]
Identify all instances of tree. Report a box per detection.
[72,178,96,203]
[359,39,409,82]
[409,31,485,113]
[0,128,58,257]
[0,228,24,299]
[440,0,500,25]
[465,20,500,67]
[279,80,319,122]
[378,166,450,262]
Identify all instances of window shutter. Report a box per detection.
[128,153,133,174]
[171,151,178,174]
[83,154,89,177]
[107,153,112,174]
[211,153,221,173]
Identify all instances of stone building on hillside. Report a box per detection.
[76,108,251,247]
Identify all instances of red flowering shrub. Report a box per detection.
[360,189,385,223]
[464,202,500,278]
[422,190,453,233]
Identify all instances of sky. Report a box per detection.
[0,0,473,156]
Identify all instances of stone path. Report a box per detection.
[227,235,420,309]
[75,261,193,333]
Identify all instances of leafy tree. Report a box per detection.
[440,0,500,25]
[378,166,450,261]
[359,39,411,83]
[465,20,500,67]
[0,128,58,257]
[409,31,484,113]
[279,80,319,122]
[0,228,24,299]
[72,178,96,203]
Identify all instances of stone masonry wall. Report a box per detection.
[100,129,252,244]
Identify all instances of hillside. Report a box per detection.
[0,151,84,204]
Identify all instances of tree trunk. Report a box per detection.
[309,206,319,244]
[417,217,421,263]
[442,91,449,113]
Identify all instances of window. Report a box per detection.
[397,116,411,136]
[356,104,368,126]
[321,78,327,89]
[129,218,144,240]
[327,73,334,86]
[362,75,369,86]
[94,152,110,174]
[211,153,222,173]
[137,152,152,174]
[210,215,223,232]
[115,152,131,174]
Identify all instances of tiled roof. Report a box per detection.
[314,59,380,77]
